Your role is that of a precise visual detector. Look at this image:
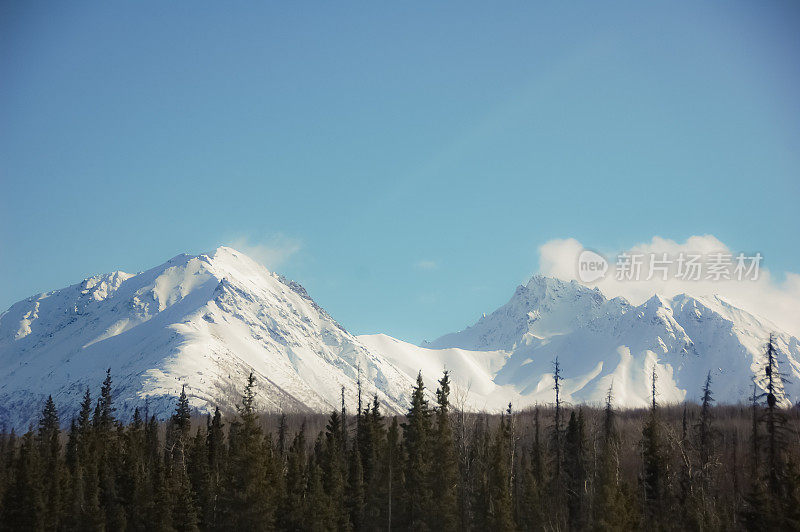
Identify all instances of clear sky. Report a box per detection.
[2,1,799,343]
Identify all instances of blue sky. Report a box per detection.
[1,1,799,343]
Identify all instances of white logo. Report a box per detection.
[578,250,608,283]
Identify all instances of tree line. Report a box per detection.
[1,337,800,531]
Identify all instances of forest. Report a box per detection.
[1,338,800,531]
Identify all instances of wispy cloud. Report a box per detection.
[228,234,303,270]
[414,259,439,271]
[537,235,800,337]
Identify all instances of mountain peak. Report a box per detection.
[524,274,597,297]
[0,247,418,429]
[427,274,800,407]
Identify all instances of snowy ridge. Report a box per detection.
[387,276,800,409]
[2,249,799,429]
[0,247,417,429]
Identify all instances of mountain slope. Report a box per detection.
[3,252,798,428]
[391,275,800,408]
[0,247,416,429]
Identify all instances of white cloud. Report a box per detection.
[228,234,302,270]
[415,259,439,271]
[538,235,800,337]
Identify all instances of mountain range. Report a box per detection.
[1,247,798,429]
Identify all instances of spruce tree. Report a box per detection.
[689,371,720,530]
[516,449,544,531]
[516,407,545,530]
[121,408,151,532]
[76,387,105,530]
[742,334,799,529]
[277,413,288,457]
[549,358,566,528]
[363,395,386,530]
[322,409,349,530]
[168,386,199,531]
[0,431,44,532]
[223,373,275,530]
[469,416,492,531]
[93,370,125,530]
[37,395,62,531]
[430,370,458,531]
[594,387,636,531]
[281,426,307,530]
[641,366,666,529]
[187,424,211,530]
[402,371,433,530]
[564,410,588,530]
[385,416,404,531]
[206,407,226,530]
[305,452,329,532]
[488,411,514,531]
[98,369,116,430]
[346,442,365,530]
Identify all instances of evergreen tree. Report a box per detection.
[516,408,545,530]
[402,371,433,530]
[168,386,199,531]
[0,431,44,531]
[564,410,588,530]
[223,373,275,530]
[305,452,329,532]
[322,409,349,530]
[152,446,175,531]
[79,388,106,531]
[281,426,307,530]
[516,449,544,531]
[98,369,116,430]
[206,407,226,530]
[346,441,365,530]
[688,371,720,530]
[277,413,288,457]
[430,370,458,531]
[363,395,386,530]
[641,366,666,529]
[37,396,62,531]
[385,416,404,531]
[742,334,800,529]
[488,411,514,531]
[469,416,492,531]
[593,387,636,531]
[549,358,566,528]
[121,407,152,532]
[187,424,211,530]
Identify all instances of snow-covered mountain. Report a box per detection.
[0,247,418,429]
[363,275,800,410]
[3,250,798,429]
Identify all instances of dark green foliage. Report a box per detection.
[430,370,458,531]
[222,373,275,531]
[169,386,199,531]
[4,353,800,531]
[0,431,44,531]
[488,409,514,531]
[386,416,404,531]
[593,389,637,531]
[322,408,348,529]
[641,368,667,528]
[564,409,588,530]
[402,371,432,529]
[280,426,307,530]
[363,395,386,530]
[37,396,62,530]
[741,335,800,530]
